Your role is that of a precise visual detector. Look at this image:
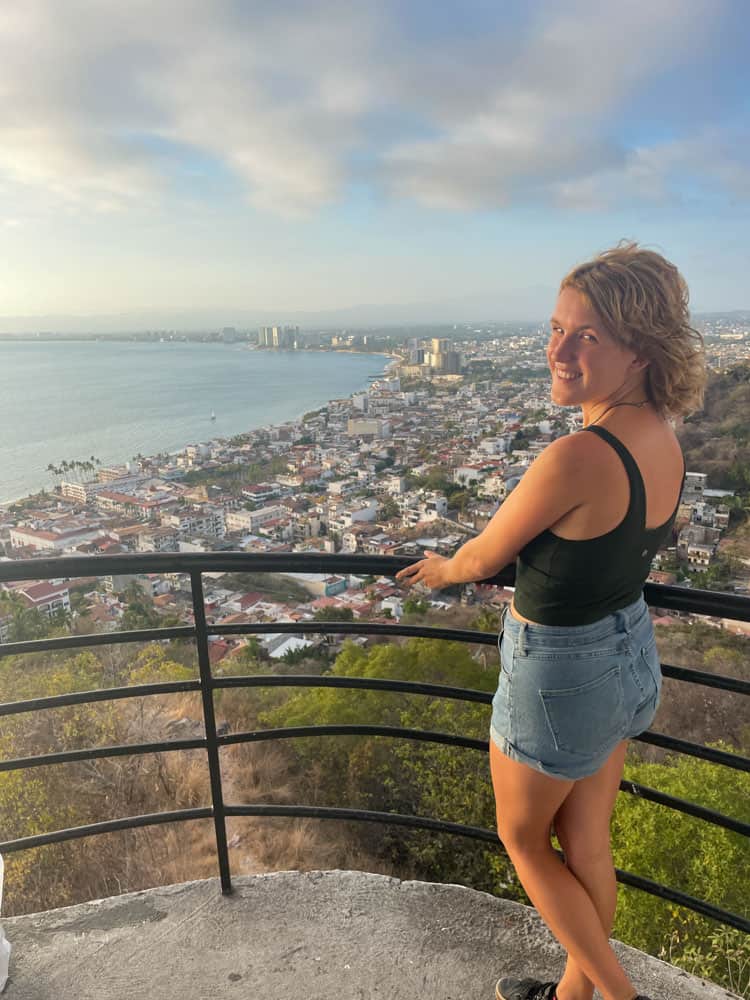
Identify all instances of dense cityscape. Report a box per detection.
[2,316,749,655]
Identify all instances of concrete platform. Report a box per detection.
[1,870,739,1000]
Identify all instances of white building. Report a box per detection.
[185,443,212,464]
[477,438,508,455]
[16,581,71,617]
[478,475,507,500]
[683,472,707,498]
[162,506,226,538]
[225,505,289,534]
[383,475,407,495]
[9,524,102,552]
[136,527,180,552]
[347,418,391,439]
[453,465,489,486]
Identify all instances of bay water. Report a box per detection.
[0,341,388,503]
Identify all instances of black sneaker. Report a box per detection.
[495,978,557,1000]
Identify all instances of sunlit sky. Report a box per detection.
[1,0,748,329]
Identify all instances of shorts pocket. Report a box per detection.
[499,630,515,678]
[636,638,662,708]
[540,666,626,756]
[628,642,659,712]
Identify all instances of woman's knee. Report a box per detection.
[554,821,612,871]
[496,811,553,856]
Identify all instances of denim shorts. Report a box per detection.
[490,595,661,781]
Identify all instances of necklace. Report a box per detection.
[585,398,650,428]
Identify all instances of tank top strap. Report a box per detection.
[579,425,646,530]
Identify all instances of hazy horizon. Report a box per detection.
[0,298,747,336]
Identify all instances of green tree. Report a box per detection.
[260,638,516,894]
[378,497,401,520]
[470,608,501,633]
[119,582,162,632]
[403,597,430,616]
[450,490,471,516]
[0,591,52,642]
[0,650,118,911]
[611,745,750,993]
[690,555,739,592]
[721,493,748,529]
[312,606,355,621]
[127,644,198,685]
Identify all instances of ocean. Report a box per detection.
[0,340,388,503]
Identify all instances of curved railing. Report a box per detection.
[0,552,748,932]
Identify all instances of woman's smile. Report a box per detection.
[552,367,583,382]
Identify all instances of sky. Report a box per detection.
[0,0,748,329]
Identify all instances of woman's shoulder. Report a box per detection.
[572,414,681,453]
[531,432,607,494]
[587,415,683,465]
[541,419,681,477]
[561,418,684,502]
[542,429,603,462]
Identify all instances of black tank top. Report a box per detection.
[512,425,686,626]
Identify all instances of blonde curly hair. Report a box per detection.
[560,241,706,418]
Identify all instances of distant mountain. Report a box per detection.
[0,286,557,334]
[694,309,750,322]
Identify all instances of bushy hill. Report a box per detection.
[679,363,750,489]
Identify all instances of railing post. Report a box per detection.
[190,570,232,893]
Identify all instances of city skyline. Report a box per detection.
[0,0,748,326]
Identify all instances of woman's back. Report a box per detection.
[511,412,685,626]
[546,411,684,540]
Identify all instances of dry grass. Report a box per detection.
[4,699,398,916]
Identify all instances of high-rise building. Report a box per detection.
[440,351,462,374]
[259,325,298,349]
[427,334,462,373]
[283,325,300,349]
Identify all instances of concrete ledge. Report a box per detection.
[2,870,739,999]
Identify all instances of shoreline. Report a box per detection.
[1,352,397,509]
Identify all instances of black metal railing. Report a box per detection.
[0,552,748,933]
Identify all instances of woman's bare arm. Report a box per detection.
[397,434,593,589]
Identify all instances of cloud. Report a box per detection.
[547,129,750,211]
[0,0,383,216]
[0,0,739,219]
[380,0,725,210]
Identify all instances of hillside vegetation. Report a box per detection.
[1,622,748,995]
[679,363,750,490]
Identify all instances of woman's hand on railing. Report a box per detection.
[396,551,451,590]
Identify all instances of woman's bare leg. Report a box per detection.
[490,740,636,1000]
[552,742,628,1000]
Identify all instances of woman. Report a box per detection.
[396,242,706,1000]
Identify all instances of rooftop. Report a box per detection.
[3,871,735,1000]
